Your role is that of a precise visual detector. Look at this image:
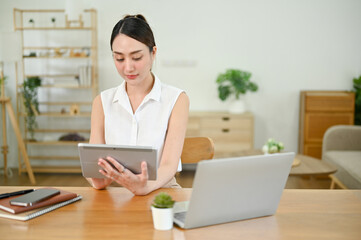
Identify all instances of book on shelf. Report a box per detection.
[78,65,92,86]
[0,188,82,221]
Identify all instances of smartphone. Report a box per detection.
[10,189,60,206]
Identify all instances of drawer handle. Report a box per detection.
[222,117,230,121]
[222,129,230,133]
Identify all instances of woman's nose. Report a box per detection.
[124,59,134,72]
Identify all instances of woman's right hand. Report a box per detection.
[87,177,113,190]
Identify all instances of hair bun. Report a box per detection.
[123,14,148,23]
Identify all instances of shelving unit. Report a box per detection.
[13,8,98,173]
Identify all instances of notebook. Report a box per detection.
[0,188,77,214]
[173,152,295,229]
[0,195,82,221]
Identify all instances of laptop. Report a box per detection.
[173,152,295,229]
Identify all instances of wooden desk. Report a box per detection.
[0,187,360,240]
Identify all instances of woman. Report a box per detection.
[87,14,189,195]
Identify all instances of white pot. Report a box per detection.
[151,206,174,230]
[228,98,246,113]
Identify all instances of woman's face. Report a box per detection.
[112,34,156,86]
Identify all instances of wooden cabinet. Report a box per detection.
[298,91,355,159]
[14,9,98,173]
[187,112,254,158]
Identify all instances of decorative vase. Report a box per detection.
[151,206,174,230]
[228,97,246,114]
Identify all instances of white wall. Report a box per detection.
[1,0,361,167]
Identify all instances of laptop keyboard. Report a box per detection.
[174,211,187,223]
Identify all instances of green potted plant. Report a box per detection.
[353,75,361,125]
[262,138,284,154]
[216,69,258,113]
[151,192,175,230]
[22,76,42,140]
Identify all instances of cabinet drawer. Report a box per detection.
[200,129,252,142]
[200,117,253,130]
[186,116,200,136]
[305,92,355,112]
[215,142,253,156]
[304,113,354,141]
[187,112,254,157]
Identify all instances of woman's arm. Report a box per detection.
[98,92,190,195]
[86,95,113,189]
[146,92,190,192]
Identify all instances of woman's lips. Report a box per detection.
[126,75,138,80]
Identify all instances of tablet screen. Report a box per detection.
[78,143,158,180]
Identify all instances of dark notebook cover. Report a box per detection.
[0,188,78,214]
[0,196,82,221]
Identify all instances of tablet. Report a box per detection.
[78,143,158,180]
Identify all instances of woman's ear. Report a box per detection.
[152,46,157,58]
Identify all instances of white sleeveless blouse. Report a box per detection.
[101,75,184,171]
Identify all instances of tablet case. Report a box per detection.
[78,143,158,180]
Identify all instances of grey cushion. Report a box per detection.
[324,151,361,189]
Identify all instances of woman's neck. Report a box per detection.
[126,72,154,97]
[126,72,154,113]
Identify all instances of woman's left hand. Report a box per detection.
[98,156,150,195]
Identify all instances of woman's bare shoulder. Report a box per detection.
[175,92,190,108]
[91,94,104,113]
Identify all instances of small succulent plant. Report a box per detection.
[152,192,175,208]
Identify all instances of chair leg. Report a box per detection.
[329,174,348,189]
[330,177,335,189]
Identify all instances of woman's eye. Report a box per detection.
[133,56,142,61]
[115,58,124,62]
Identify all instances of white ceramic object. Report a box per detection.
[151,206,174,230]
[228,98,246,113]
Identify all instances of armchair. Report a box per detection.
[322,125,361,189]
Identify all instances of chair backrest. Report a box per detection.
[181,137,215,164]
[323,125,361,153]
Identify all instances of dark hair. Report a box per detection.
[110,14,156,52]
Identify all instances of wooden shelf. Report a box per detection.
[39,102,91,105]
[18,84,91,89]
[16,27,92,30]
[29,155,79,160]
[21,166,82,173]
[19,112,91,117]
[40,85,92,89]
[25,74,78,78]
[24,47,91,50]
[34,128,90,133]
[26,140,87,145]
[40,112,91,117]
[23,56,90,59]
